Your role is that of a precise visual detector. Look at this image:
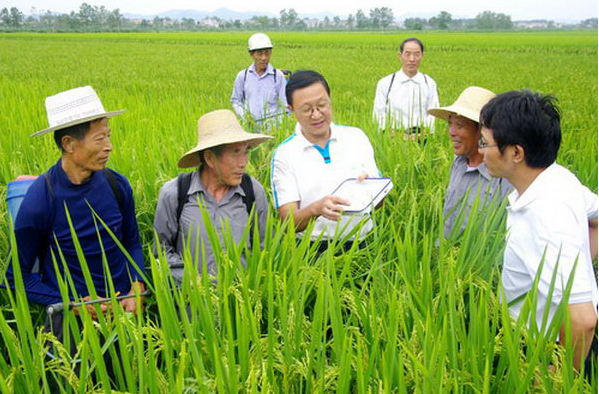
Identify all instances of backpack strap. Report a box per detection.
[102,168,124,213]
[385,72,396,106]
[242,68,249,101]
[240,173,256,245]
[175,172,194,245]
[240,173,255,215]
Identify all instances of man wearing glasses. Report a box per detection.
[230,32,287,127]
[479,90,597,374]
[428,86,513,238]
[270,70,381,253]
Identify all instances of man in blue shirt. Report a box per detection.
[7,86,145,320]
[230,33,287,127]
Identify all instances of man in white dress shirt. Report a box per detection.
[479,89,598,373]
[373,37,439,136]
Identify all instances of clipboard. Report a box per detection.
[331,177,393,214]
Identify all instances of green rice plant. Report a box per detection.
[0,31,596,393]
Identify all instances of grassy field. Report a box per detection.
[0,31,597,393]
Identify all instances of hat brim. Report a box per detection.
[248,46,273,51]
[178,132,273,168]
[428,105,481,124]
[31,110,125,137]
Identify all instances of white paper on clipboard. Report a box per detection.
[331,177,393,214]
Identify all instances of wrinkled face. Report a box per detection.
[210,142,251,187]
[67,118,112,173]
[289,82,332,143]
[399,41,423,76]
[479,127,510,178]
[447,114,480,159]
[250,48,272,73]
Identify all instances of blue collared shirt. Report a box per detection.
[231,63,287,122]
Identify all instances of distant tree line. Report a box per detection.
[0,4,596,32]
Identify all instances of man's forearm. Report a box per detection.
[560,302,597,371]
[588,218,597,260]
[280,203,317,232]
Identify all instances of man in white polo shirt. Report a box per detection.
[271,70,381,252]
[479,89,598,373]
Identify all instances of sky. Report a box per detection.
[4,0,598,22]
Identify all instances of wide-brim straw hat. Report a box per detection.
[428,86,496,123]
[32,86,124,137]
[178,109,273,168]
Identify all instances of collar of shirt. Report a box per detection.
[248,63,274,77]
[508,162,557,212]
[396,69,425,84]
[293,122,339,150]
[187,170,247,201]
[455,155,492,181]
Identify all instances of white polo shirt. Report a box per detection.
[271,122,381,241]
[503,163,598,331]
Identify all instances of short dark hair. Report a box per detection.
[53,121,91,152]
[199,145,225,168]
[480,90,561,168]
[400,38,424,53]
[285,70,331,107]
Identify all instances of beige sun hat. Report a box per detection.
[32,86,124,137]
[178,109,273,168]
[428,86,495,123]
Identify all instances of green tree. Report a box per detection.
[356,9,369,28]
[279,8,298,29]
[429,11,452,29]
[404,17,427,30]
[0,8,10,26]
[346,14,354,28]
[107,9,123,30]
[476,11,513,29]
[580,18,598,28]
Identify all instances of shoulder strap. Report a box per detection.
[240,173,256,245]
[102,169,124,213]
[175,172,194,245]
[240,173,255,215]
[43,171,54,196]
[273,67,277,83]
[176,172,193,223]
[423,74,429,87]
[385,72,396,106]
[242,68,249,101]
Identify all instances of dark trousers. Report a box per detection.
[309,239,366,256]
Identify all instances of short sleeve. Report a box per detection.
[270,151,299,209]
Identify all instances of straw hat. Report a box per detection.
[178,109,273,168]
[32,86,124,137]
[428,86,495,123]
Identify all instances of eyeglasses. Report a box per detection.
[478,138,497,149]
[297,101,331,117]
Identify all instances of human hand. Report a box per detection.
[71,295,109,320]
[120,281,146,313]
[356,173,369,182]
[315,195,350,221]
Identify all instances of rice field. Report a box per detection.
[0,31,597,393]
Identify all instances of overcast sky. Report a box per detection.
[5,0,598,21]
